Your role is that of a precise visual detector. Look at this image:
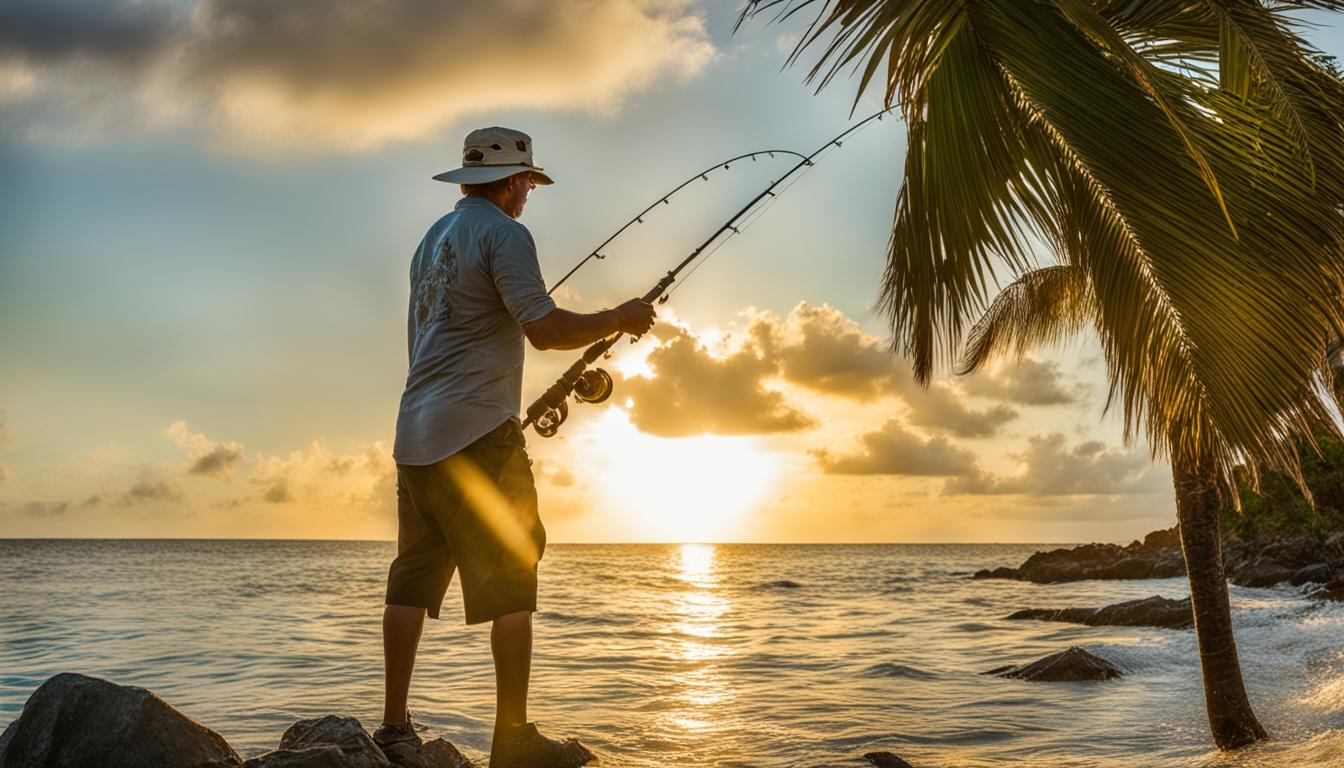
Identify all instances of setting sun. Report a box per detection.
[576,409,779,542]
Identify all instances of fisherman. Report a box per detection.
[375,127,656,766]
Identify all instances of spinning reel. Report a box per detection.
[527,365,614,438]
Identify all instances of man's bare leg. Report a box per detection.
[491,610,533,738]
[383,604,427,727]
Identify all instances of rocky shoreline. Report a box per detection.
[973,526,1344,589]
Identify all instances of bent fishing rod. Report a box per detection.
[522,108,892,437]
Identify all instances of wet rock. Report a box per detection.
[1290,562,1333,586]
[247,715,390,768]
[863,752,917,768]
[976,526,1344,587]
[1006,595,1192,629]
[1308,575,1344,601]
[973,539,1186,584]
[1228,558,1296,588]
[242,747,355,768]
[0,672,240,768]
[376,738,475,768]
[420,739,475,768]
[987,647,1123,681]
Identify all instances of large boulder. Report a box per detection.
[985,647,1123,681]
[0,673,240,768]
[1006,595,1193,629]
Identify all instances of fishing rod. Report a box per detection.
[548,149,809,295]
[523,108,893,437]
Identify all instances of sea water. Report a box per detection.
[1,540,1342,767]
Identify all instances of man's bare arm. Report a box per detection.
[523,298,656,351]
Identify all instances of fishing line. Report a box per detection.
[522,108,894,437]
[662,124,872,301]
[547,149,808,296]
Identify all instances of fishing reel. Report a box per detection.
[530,368,613,437]
[533,400,568,438]
[573,368,613,404]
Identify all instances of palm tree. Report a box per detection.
[740,0,1344,749]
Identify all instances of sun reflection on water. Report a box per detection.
[660,543,734,734]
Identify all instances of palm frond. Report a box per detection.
[959,265,1093,374]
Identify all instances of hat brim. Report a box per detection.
[432,165,554,185]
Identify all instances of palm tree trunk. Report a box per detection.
[1172,460,1267,749]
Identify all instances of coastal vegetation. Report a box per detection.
[742,0,1344,750]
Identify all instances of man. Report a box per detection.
[375,127,656,766]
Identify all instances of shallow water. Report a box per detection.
[2,540,1342,766]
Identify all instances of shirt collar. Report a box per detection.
[455,196,505,215]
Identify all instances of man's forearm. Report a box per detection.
[524,308,622,351]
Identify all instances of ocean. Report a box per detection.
[2,540,1342,767]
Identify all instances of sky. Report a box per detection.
[1,1,1341,543]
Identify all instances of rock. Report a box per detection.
[420,739,474,768]
[863,752,917,767]
[987,647,1123,681]
[376,738,475,768]
[267,716,389,768]
[1228,558,1296,587]
[1007,595,1192,629]
[1290,562,1333,586]
[1143,527,1181,549]
[975,526,1344,586]
[1308,575,1344,601]
[242,747,358,768]
[0,672,240,768]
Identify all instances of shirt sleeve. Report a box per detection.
[488,223,557,326]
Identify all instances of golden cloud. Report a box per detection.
[0,0,715,150]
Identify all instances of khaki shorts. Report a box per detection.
[384,420,546,624]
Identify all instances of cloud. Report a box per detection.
[166,420,244,478]
[118,476,184,506]
[22,500,70,517]
[550,468,576,488]
[758,302,896,401]
[959,358,1079,405]
[813,419,980,476]
[619,324,814,437]
[945,433,1162,496]
[0,0,715,150]
[904,385,1018,438]
[250,439,395,510]
[757,303,1017,436]
[262,479,292,504]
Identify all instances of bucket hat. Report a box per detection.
[432,127,554,185]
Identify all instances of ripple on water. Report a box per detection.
[2,540,1342,767]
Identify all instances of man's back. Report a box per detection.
[393,196,555,467]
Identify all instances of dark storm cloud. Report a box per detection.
[814,419,980,477]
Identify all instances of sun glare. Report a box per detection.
[580,409,779,542]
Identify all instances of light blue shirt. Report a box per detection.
[393,197,556,465]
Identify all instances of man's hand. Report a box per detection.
[613,298,656,337]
